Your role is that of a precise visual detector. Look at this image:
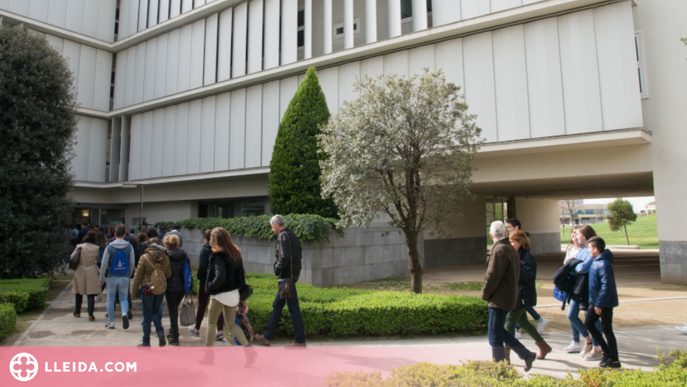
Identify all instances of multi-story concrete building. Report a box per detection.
[2,0,685,282]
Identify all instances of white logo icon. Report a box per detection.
[9,352,38,382]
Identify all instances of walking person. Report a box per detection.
[506,219,549,335]
[203,227,252,348]
[99,225,135,330]
[585,237,621,368]
[482,221,536,371]
[189,230,225,341]
[131,238,171,347]
[255,215,306,347]
[72,231,101,321]
[163,234,190,346]
[166,225,184,248]
[563,226,604,360]
[504,230,552,361]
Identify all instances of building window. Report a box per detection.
[635,31,649,99]
[333,19,360,40]
[401,0,432,19]
[297,8,305,48]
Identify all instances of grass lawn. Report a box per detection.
[561,213,658,249]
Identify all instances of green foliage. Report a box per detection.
[154,214,342,242]
[269,67,338,218]
[0,303,17,341]
[607,198,638,245]
[324,347,687,386]
[0,26,77,279]
[0,278,51,312]
[244,273,487,338]
[560,214,658,249]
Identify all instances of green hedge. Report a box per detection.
[155,214,342,242]
[324,348,687,387]
[0,303,17,341]
[243,274,487,338]
[0,278,50,313]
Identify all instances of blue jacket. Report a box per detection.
[574,247,593,274]
[588,249,619,309]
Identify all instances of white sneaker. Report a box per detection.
[580,342,594,358]
[536,317,549,334]
[563,341,582,352]
[585,350,604,361]
[515,329,522,339]
[676,324,687,334]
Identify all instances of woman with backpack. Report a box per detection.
[204,227,251,348]
[163,234,190,346]
[131,237,171,347]
[72,231,101,321]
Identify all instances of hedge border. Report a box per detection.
[0,303,17,341]
[0,278,50,313]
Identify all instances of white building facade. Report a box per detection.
[2,0,685,282]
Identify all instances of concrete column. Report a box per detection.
[344,0,354,49]
[512,197,561,255]
[324,0,332,54]
[388,0,401,38]
[365,0,377,44]
[412,0,428,31]
[304,0,312,59]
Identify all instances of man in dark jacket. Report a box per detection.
[482,221,536,371]
[584,237,621,368]
[255,215,306,347]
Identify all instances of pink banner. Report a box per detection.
[2,346,482,386]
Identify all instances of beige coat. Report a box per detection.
[481,238,520,310]
[71,243,101,295]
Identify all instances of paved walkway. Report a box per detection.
[10,249,687,381]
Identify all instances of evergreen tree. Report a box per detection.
[268,67,338,218]
[0,26,77,278]
[607,198,637,245]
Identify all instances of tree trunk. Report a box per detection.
[624,225,629,245]
[404,229,424,294]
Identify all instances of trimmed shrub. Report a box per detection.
[0,303,17,341]
[155,214,342,242]
[0,278,50,312]
[244,273,487,338]
[268,67,338,218]
[324,348,687,386]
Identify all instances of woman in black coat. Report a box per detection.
[188,230,225,341]
[163,234,190,346]
[504,230,552,361]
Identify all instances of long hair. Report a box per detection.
[83,230,97,245]
[95,232,108,250]
[210,227,241,262]
[577,225,597,241]
[565,226,580,252]
[135,231,148,245]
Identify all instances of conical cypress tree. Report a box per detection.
[268,67,338,218]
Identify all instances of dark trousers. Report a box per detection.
[140,287,165,345]
[488,307,533,361]
[165,290,185,340]
[195,282,224,331]
[75,294,95,316]
[585,306,619,362]
[263,282,305,343]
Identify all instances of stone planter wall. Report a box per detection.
[180,226,423,287]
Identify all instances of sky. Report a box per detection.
[584,196,655,213]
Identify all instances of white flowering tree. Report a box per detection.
[318,70,483,293]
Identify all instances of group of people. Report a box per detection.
[69,215,307,350]
[482,219,620,371]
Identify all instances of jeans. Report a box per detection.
[263,282,305,343]
[195,282,224,332]
[140,287,165,345]
[165,291,185,340]
[106,276,130,321]
[585,306,619,362]
[568,299,601,345]
[488,307,533,362]
[205,298,248,347]
[526,306,541,321]
[505,308,542,345]
[74,294,95,316]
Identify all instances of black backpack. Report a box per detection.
[552,258,582,308]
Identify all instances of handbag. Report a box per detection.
[277,232,294,299]
[238,261,253,301]
[179,293,196,326]
[69,245,82,270]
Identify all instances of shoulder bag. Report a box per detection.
[277,232,294,299]
[69,245,82,270]
[179,293,196,326]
